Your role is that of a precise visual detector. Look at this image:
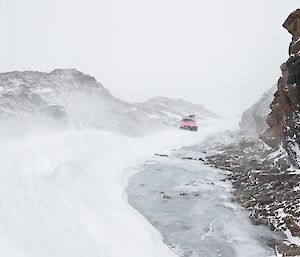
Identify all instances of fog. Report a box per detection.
[0,0,299,117]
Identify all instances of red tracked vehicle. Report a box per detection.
[179,115,198,131]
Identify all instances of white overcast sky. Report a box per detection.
[0,0,299,117]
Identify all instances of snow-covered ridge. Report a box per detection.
[0,69,219,138]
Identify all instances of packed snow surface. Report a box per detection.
[0,119,235,257]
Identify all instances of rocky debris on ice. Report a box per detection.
[155,153,169,157]
[160,191,171,200]
[203,135,300,256]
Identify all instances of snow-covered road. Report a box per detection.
[127,148,280,257]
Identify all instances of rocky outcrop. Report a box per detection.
[283,9,300,55]
[260,9,300,167]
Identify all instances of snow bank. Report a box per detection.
[0,119,236,257]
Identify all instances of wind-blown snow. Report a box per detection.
[0,68,230,256]
[0,118,235,257]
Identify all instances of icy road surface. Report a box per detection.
[127,149,278,257]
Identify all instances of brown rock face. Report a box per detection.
[283,9,300,55]
[260,10,300,167]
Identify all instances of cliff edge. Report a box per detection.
[260,9,300,168]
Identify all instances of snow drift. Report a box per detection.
[0,121,234,257]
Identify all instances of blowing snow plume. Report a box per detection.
[0,68,226,257]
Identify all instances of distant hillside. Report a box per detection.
[239,86,276,136]
[137,97,220,127]
[0,69,219,137]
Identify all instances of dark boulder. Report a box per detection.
[255,194,274,205]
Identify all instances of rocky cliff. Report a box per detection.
[260,9,300,168]
[203,10,300,256]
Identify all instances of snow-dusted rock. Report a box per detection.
[260,10,300,168]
